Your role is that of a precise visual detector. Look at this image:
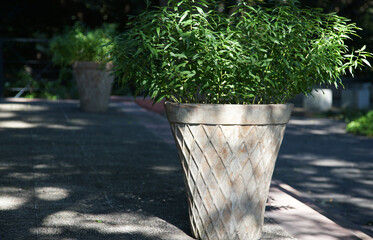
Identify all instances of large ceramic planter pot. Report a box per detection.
[73,61,114,112]
[165,102,293,240]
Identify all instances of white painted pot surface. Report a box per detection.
[165,102,293,240]
[73,61,113,112]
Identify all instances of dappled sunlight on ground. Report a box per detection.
[0,195,28,210]
[0,102,102,131]
[0,111,17,118]
[1,100,371,239]
[0,118,88,131]
[0,104,50,111]
[8,171,49,181]
[287,118,347,135]
[276,117,373,236]
[29,227,64,236]
[280,154,356,167]
[41,211,173,235]
[0,100,195,240]
[0,120,37,128]
[35,187,70,201]
[150,165,179,173]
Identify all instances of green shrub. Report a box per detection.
[111,0,372,104]
[23,79,78,100]
[50,23,116,66]
[346,111,373,137]
[4,65,79,100]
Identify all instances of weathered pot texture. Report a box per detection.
[73,61,114,112]
[165,102,293,240]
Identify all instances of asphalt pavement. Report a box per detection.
[0,98,372,240]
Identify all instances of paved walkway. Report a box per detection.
[0,98,372,240]
[0,99,294,240]
[275,116,373,238]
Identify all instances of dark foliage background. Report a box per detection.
[0,0,371,98]
[1,0,372,41]
[0,0,159,38]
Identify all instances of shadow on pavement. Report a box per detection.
[2,100,371,239]
[275,117,373,237]
[0,101,191,240]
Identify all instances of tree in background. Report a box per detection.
[1,0,371,37]
[0,0,163,38]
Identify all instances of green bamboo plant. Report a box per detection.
[50,23,116,67]
[111,0,372,104]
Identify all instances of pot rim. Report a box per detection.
[73,61,113,70]
[164,101,293,125]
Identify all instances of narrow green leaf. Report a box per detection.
[362,59,371,67]
[164,43,172,50]
[196,7,204,15]
[179,11,189,23]
[156,27,160,37]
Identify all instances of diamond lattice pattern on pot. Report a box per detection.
[170,123,286,240]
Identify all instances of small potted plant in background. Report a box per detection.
[50,23,116,112]
[111,0,372,239]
